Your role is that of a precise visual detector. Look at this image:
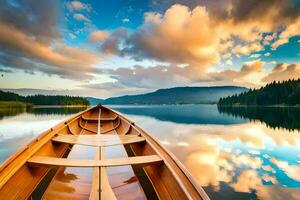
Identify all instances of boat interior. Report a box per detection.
[0,105,208,200]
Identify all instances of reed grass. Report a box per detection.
[0,101,33,109]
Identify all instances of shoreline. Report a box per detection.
[1,102,299,108]
[33,105,89,108]
[0,101,89,109]
[217,104,300,108]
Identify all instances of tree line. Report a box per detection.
[0,90,90,106]
[218,79,300,106]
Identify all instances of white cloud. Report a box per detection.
[73,13,90,21]
[66,1,91,12]
[68,33,77,39]
[226,60,233,65]
[250,54,261,58]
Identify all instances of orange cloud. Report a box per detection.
[66,1,91,12]
[92,2,299,88]
[115,1,299,68]
[272,17,300,50]
[184,136,234,187]
[262,174,278,184]
[263,33,277,45]
[89,30,109,42]
[230,170,262,193]
[262,63,300,83]
[209,60,265,87]
[232,154,262,169]
[0,22,100,79]
[232,43,263,56]
[270,158,300,182]
[124,4,220,68]
[262,165,276,173]
[134,117,300,197]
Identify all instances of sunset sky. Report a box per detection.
[0,0,299,98]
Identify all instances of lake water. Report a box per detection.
[0,105,299,200]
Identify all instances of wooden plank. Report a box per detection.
[89,148,100,200]
[89,107,101,200]
[81,115,117,122]
[106,106,210,200]
[0,104,209,200]
[52,134,145,147]
[104,155,163,167]
[0,106,98,200]
[27,155,162,167]
[100,146,117,200]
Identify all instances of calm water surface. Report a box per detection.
[0,105,299,200]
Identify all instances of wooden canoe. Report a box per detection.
[0,105,209,200]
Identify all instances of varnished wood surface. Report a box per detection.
[89,147,100,200]
[106,106,211,200]
[52,134,146,147]
[81,115,118,122]
[100,146,117,200]
[0,106,96,200]
[89,107,117,200]
[27,155,163,167]
[0,105,210,200]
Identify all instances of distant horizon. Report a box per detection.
[1,85,248,99]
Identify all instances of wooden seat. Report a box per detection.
[27,155,162,167]
[52,134,146,146]
[81,115,117,122]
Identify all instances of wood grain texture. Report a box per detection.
[89,148,100,200]
[0,105,210,200]
[106,106,210,200]
[27,155,162,167]
[0,107,96,199]
[99,146,117,200]
[52,134,145,147]
[81,115,117,122]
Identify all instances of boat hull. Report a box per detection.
[0,105,209,200]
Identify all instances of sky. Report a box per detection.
[0,0,299,98]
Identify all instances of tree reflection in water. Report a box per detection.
[0,106,87,120]
[218,106,300,131]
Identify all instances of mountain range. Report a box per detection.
[2,86,248,105]
[87,86,248,105]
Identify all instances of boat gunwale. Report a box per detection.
[0,106,96,175]
[105,106,210,200]
[0,105,210,200]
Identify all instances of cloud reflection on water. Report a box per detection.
[127,114,300,199]
[0,106,299,200]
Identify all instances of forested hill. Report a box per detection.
[101,86,248,105]
[218,79,300,106]
[0,90,89,105]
